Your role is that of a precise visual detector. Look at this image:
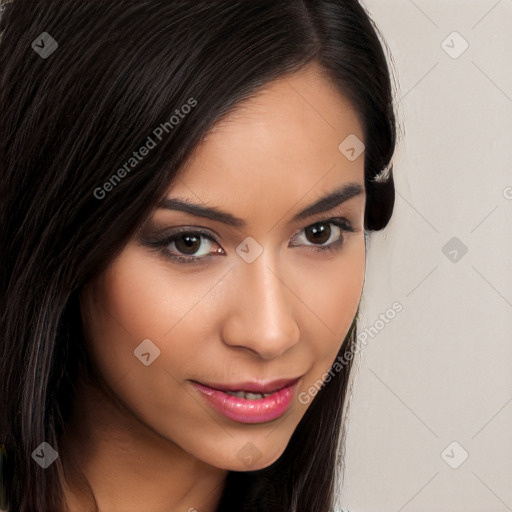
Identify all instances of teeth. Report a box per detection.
[224,390,272,399]
[246,392,266,400]
[225,391,246,398]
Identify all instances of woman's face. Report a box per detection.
[80,63,366,472]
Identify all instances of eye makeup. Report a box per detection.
[139,216,357,266]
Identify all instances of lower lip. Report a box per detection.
[190,380,298,424]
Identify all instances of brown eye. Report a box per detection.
[304,222,331,245]
[141,227,224,264]
[174,233,202,255]
[289,217,355,253]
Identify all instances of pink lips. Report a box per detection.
[190,378,300,424]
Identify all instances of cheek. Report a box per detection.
[78,250,233,442]
[294,239,365,403]
[296,237,365,350]
[80,250,222,388]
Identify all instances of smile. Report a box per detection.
[189,377,301,424]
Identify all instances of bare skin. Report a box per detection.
[60,61,367,512]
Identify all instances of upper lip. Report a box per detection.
[192,376,302,394]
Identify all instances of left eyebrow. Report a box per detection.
[290,182,364,223]
[157,182,364,229]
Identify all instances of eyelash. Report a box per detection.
[143,217,356,265]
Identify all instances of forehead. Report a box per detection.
[167,63,365,222]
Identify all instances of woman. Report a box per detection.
[0,0,398,510]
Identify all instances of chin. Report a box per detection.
[198,438,289,473]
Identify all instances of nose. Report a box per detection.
[220,255,301,360]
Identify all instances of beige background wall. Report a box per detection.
[336,1,512,511]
